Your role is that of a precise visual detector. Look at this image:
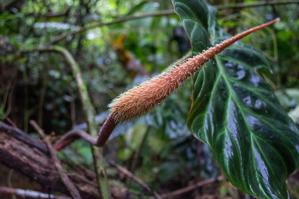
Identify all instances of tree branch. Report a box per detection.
[0,122,129,199]
[108,160,161,199]
[49,10,174,44]
[0,186,70,199]
[160,176,223,198]
[49,0,299,44]
[30,121,81,199]
[0,120,48,152]
[217,0,299,10]
[0,121,224,198]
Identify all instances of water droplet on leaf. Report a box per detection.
[250,73,263,86]
[224,61,246,80]
[254,99,265,110]
[236,69,246,80]
[243,96,253,107]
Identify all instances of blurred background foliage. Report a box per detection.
[0,0,299,198]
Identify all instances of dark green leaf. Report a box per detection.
[172,0,299,198]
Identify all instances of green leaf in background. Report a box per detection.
[172,0,299,198]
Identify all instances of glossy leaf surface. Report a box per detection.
[172,0,299,198]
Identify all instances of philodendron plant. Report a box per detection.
[55,0,299,198]
[174,0,299,198]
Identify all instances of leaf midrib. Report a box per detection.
[214,56,262,195]
[215,56,288,198]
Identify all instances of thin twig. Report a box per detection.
[4,118,17,128]
[7,170,16,199]
[0,186,70,199]
[217,0,299,10]
[49,0,299,44]
[49,10,174,44]
[30,120,82,199]
[160,176,223,198]
[108,160,162,199]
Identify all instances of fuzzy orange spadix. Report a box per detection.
[53,19,280,150]
[109,18,279,123]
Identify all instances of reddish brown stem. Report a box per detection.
[55,114,116,150]
[55,129,97,151]
[96,115,117,146]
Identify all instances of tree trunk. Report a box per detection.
[0,122,128,199]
